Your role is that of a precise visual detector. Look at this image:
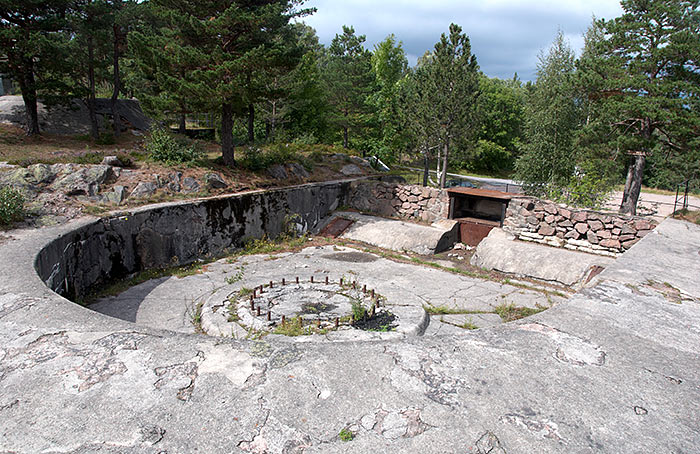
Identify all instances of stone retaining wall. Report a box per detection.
[347,180,449,223]
[503,197,657,256]
[35,181,350,301]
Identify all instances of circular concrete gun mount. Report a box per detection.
[201,259,426,342]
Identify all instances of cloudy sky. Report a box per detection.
[301,0,624,81]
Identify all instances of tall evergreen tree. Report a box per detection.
[580,0,700,214]
[415,23,480,188]
[69,0,113,140]
[367,34,408,162]
[515,31,580,197]
[129,0,310,165]
[0,0,72,135]
[322,26,373,149]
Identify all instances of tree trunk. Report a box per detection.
[422,150,429,187]
[343,126,349,149]
[111,23,122,137]
[87,35,100,141]
[247,103,255,143]
[619,153,646,215]
[439,141,449,189]
[620,156,634,208]
[19,59,40,136]
[178,113,186,134]
[270,101,276,142]
[221,102,235,166]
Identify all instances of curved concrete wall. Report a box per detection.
[34,180,350,301]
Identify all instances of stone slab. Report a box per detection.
[334,211,458,255]
[471,228,615,287]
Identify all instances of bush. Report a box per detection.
[239,145,311,172]
[96,132,116,145]
[0,186,24,226]
[145,127,204,165]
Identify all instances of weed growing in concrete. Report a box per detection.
[225,266,245,285]
[339,428,354,442]
[351,299,366,321]
[189,302,205,333]
[494,304,546,322]
[459,318,479,330]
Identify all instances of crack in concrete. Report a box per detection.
[153,351,204,402]
[475,430,507,453]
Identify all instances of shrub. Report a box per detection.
[0,186,24,226]
[96,132,116,145]
[145,127,203,164]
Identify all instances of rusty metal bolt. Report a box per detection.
[259,285,264,294]
[371,289,375,298]
[325,276,329,285]
[335,317,339,328]
[267,311,271,322]
[256,306,261,316]
[340,277,343,286]
[269,280,273,288]
[352,281,357,289]
[250,296,254,310]
[362,284,367,293]
[282,278,286,286]
[281,315,286,326]
[310,276,314,283]
[317,319,321,328]
[296,277,299,284]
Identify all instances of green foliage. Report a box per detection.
[145,127,203,164]
[515,31,580,198]
[95,132,116,146]
[322,26,374,149]
[399,24,480,187]
[351,299,366,321]
[0,186,24,226]
[339,428,354,442]
[577,2,700,213]
[494,304,546,323]
[239,145,311,172]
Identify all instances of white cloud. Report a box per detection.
[301,0,623,80]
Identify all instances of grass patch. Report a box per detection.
[674,209,700,225]
[272,317,331,337]
[190,301,204,333]
[494,303,546,322]
[339,428,354,442]
[458,317,479,330]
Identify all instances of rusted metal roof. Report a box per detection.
[446,187,513,201]
[319,217,354,238]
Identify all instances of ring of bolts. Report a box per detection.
[246,275,381,328]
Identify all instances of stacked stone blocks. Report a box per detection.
[504,197,657,257]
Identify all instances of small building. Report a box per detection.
[447,187,512,246]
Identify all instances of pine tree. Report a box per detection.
[129,0,310,165]
[322,26,373,149]
[0,0,72,135]
[581,0,700,215]
[417,24,480,188]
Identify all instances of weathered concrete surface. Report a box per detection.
[91,245,560,340]
[472,228,615,288]
[0,198,699,453]
[332,211,458,255]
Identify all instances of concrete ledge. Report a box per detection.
[0,184,699,453]
[472,228,615,287]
